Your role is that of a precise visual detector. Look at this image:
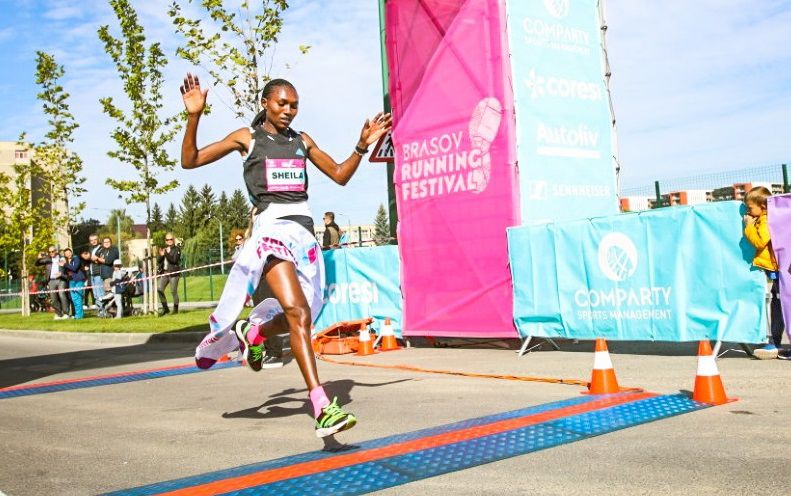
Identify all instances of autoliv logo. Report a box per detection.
[574,232,674,321]
[536,122,600,159]
[521,0,591,55]
[325,282,380,305]
[524,69,601,101]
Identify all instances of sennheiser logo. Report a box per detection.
[597,232,637,282]
[544,0,570,19]
[526,180,548,200]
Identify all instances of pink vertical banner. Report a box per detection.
[768,194,791,340]
[386,0,518,337]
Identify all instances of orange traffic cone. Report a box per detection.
[692,340,734,405]
[379,318,400,351]
[357,327,375,356]
[587,338,620,394]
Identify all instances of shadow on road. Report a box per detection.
[0,338,199,389]
[221,378,413,421]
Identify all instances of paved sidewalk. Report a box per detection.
[1,335,789,495]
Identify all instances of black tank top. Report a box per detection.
[243,126,314,235]
[243,126,309,211]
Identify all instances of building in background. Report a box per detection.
[621,182,786,212]
[663,189,710,206]
[620,196,652,212]
[0,141,69,249]
[314,224,376,248]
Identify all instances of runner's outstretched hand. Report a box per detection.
[180,72,208,115]
[359,112,393,148]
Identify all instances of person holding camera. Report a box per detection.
[157,233,182,316]
[36,246,69,320]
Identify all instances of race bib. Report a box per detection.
[265,158,306,192]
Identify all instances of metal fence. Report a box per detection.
[0,281,22,310]
[620,163,790,211]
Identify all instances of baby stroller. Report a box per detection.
[29,279,52,313]
[99,268,145,318]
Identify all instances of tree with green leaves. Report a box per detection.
[168,0,309,119]
[98,208,136,242]
[165,202,179,230]
[178,184,201,238]
[228,188,250,230]
[217,191,229,220]
[150,203,165,232]
[374,203,389,245]
[71,218,103,251]
[0,137,54,316]
[33,51,85,246]
[98,0,181,257]
[197,183,216,226]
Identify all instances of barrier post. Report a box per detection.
[182,268,188,303]
[142,249,149,314]
[654,180,662,208]
[783,163,789,193]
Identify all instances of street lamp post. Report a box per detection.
[337,212,352,248]
[211,217,225,275]
[219,220,224,275]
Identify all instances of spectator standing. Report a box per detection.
[322,212,341,250]
[88,235,106,314]
[110,259,127,319]
[63,248,87,320]
[95,237,120,293]
[157,233,182,315]
[36,246,69,320]
[232,234,244,261]
[743,186,786,359]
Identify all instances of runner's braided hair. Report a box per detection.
[250,78,296,127]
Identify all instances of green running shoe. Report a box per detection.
[315,397,357,438]
[232,320,263,372]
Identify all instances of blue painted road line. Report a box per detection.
[0,360,240,400]
[108,393,709,496]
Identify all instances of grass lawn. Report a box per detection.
[0,307,227,333]
[180,273,229,301]
[0,274,231,311]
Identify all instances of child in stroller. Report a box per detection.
[99,262,144,318]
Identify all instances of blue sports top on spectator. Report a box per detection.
[64,257,87,282]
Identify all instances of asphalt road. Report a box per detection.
[0,333,789,495]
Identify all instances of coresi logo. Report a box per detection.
[597,232,637,282]
[544,0,570,19]
[524,69,602,101]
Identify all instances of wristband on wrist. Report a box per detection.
[354,144,369,156]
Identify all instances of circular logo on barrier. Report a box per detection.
[597,232,638,282]
[544,0,570,19]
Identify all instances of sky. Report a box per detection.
[0,0,789,225]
